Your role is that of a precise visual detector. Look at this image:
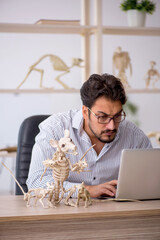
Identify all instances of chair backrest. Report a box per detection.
[15,115,50,195]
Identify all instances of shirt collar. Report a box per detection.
[72,109,84,132]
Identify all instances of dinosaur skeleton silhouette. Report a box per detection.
[17,54,84,89]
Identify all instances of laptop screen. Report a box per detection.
[116,149,160,200]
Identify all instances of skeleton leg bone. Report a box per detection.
[55,69,71,89]
[16,68,33,89]
[63,185,77,207]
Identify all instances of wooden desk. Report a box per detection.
[0,196,160,239]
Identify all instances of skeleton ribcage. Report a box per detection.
[52,160,70,182]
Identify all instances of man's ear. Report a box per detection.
[82,105,89,120]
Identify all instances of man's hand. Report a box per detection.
[84,180,118,198]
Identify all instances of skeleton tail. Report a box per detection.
[79,144,96,161]
[40,167,47,181]
[1,162,25,195]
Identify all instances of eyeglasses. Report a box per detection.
[88,108,126,124]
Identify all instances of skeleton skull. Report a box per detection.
[50,129,78,155]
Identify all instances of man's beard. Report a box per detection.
[88,122,117,143]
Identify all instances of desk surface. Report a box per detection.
[1,196,160,240]
[0,195,160,222]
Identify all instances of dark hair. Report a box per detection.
[80,73,127,108]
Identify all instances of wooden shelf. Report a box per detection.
[0,23,96,35]
[1,23,160,36]
[126,88,160,93]
[0,89,80,94]
[0,88,160,94]
[103,26,160,36]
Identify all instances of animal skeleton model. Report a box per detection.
[1,162,55,208]
[25,186,55,208]
[41,129,94,206]
[113,46,132,88]
[144,61,160,88]
[147,131,160,145]
[16,54,84,89]
[76,182,92,208]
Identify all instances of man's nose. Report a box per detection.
[106,118,115,130]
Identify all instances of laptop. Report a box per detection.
[116,148,160,200]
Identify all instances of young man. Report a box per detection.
[27,73,152,198]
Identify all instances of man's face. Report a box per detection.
[83,96,123,143]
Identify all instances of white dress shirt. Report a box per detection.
[26,109,152,197]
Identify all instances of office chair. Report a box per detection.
[15,115,50,195]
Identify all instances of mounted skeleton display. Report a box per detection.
[16,54,84,89]
[40,129,95,206]
[1,129,94,208]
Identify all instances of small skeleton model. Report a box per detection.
[147,131,160,145]
[16,54,84,89]
[41,129,94,206]
[25,186,55,208]
[1,162,55,208]
[144,61,160,88]
[76,182,92,208]
[113,46,132,88]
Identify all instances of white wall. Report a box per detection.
[0,0,160,194]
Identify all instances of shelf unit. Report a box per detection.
[102,26,160,36]
[0,22,96,35]
[0,0,93,92]
[0,89,80,94]
[0,0,160,94]
[0,88,160,94]
[1,24,159,37]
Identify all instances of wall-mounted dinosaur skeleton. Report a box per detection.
[16,54,84,89]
